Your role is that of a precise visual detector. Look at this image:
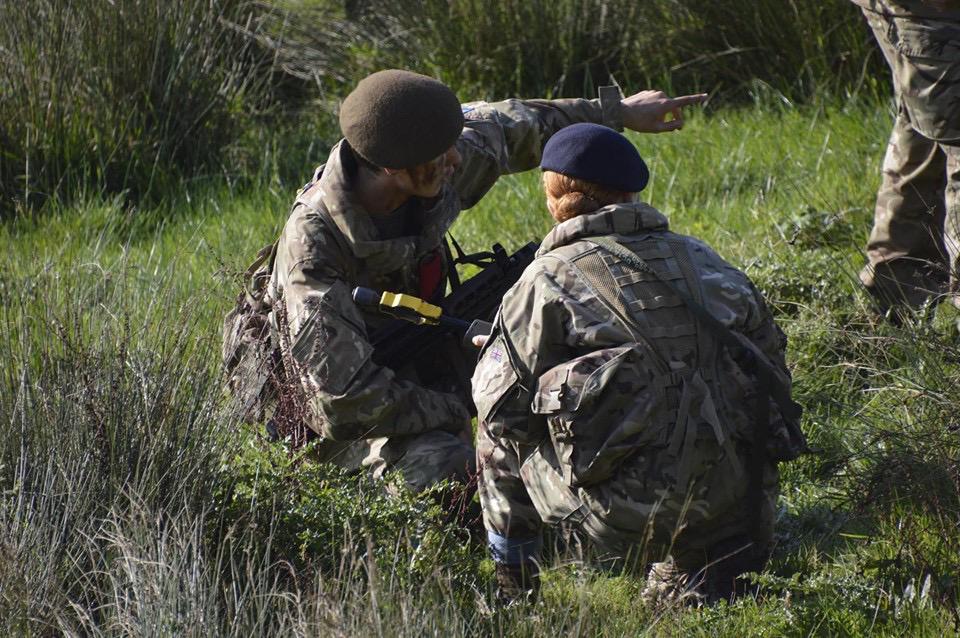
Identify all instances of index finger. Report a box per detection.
[664,93,708,108]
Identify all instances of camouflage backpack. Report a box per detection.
[222,241,280,423]
[521,235,805,539]
[222,167,327,429]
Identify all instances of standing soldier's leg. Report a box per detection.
[943,144,960,306]
[856,5,960,316]
[859,109,948,313]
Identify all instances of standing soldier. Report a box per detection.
[237,70,707,493]
[853,0,960,319]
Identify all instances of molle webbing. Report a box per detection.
[586,235,800,424]
[573,250,635,328]
[568,249,672,376]
[666,238,715,378]
[570,241,698,366]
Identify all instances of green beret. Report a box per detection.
[339,69,464,170]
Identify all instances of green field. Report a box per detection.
[3,98,959,635]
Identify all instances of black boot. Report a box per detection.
[494,561,540,605]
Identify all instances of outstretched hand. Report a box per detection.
[621,90,708,133]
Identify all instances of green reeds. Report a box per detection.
[0,0,274,215]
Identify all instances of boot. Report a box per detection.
[494,561,540,605]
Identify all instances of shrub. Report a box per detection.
[0,229,481,632]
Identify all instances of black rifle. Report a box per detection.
[353,241,538,413]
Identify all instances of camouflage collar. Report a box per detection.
[298,140,460,276]
[538,202,670,255]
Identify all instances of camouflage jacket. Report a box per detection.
[853,0,960,142]
[472,203,793,532]
[267,89,624,454]
[473,202,790,444]
[850,0,960,19]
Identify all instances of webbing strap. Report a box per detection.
[565,253,672,376]
[243,241,278,312]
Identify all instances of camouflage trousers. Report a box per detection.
[316,429,475,493]
[858,6,960,310]
[476,423,778,576]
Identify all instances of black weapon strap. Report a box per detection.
[588,235,803,543]
[446,232,512,268]
[443,237,462,290]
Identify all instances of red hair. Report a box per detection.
[542,171,633,222]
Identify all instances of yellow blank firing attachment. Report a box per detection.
[380,292,442,325]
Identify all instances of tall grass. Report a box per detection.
[0,0,275,216]
[2,0,886,217]
[0,239,226,630]
[267,0,882,101]
[0,212,477,633]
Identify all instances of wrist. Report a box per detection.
[598,85,624,132]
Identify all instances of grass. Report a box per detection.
[3,97,960,635]
[269,0,879,102]
[0,0,276,216]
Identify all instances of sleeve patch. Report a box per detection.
[472,332,520,424]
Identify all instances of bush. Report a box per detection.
[0,0,274,215]
[0,0,887,215]
[0,236,233,626]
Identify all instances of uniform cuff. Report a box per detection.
[487,531,542,565]
[598,85,624,132]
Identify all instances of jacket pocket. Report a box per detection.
[530,344,671,486]
[890,16,960,142]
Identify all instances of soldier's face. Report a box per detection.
[404,145,461,198]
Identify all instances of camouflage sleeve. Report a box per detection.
[472,258,583,538]
[282,264,471,441]
[452,86,624,208]
[742,283,790,381]
[473,257,580,443]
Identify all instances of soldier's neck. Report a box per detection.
[354,167,412,216]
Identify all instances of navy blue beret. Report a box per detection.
[540,122,648,192]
